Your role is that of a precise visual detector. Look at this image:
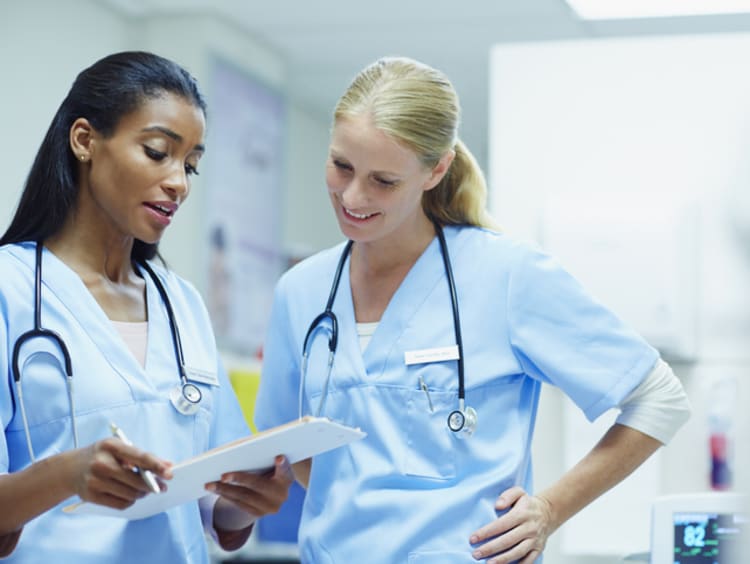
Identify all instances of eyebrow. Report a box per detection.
[142,125,205,153]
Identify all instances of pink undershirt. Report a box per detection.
[111,320,148,368]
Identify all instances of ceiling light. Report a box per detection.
[566,0,750,20]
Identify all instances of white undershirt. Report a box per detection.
[616,358,691,445]
[356,323,689,444]
[356,322,379,352]
[111,320,148,368]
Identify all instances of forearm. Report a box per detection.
[212,497,255,551]
[0,452,76,534]
[536,423,661,532]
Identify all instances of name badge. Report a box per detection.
[404,345,460,366]
[185,366,220,386]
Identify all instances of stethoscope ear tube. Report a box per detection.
[13,242,79,461]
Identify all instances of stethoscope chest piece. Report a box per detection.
[170,383,202,416]
[447,405,477,438]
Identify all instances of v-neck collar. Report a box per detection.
[13,243,169,394]
[335,228,460,380]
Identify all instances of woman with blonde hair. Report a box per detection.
[256,57,690,563]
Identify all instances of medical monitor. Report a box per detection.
[650,492,746,564]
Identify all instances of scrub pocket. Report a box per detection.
[403,387,457,479]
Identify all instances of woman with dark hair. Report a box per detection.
[0,51,292,563]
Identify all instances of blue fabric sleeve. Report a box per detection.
[0,298,10,473]
[507,245,659,421]
[254,275,300,431]
[209,356,251,448]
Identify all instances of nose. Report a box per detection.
[161,163,190,202]
[339,175,368,208]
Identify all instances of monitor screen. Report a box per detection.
[672,511,745,564]
[650,492,747,564]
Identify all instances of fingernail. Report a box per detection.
[470,535,478,544]
[472,549,482,559]
[205,483,216,492]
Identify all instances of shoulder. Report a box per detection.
[0,242,36,294]
[0,242,35,271]
[141,259,210,321]
[447,225,545,271]
[142,259,201,298]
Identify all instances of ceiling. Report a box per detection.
[96,0,750,168]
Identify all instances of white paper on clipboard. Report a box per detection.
[64,416,365,520]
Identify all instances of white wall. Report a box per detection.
[0,0,334,325]
[490,34,750,563]
[284,104,342,255]
[0,0,132,231]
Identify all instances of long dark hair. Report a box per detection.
[0,51,207,262]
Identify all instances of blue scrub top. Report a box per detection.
[256,226,659,564]
[0,242,249,564]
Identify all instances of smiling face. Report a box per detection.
[326,114,448,247]
[71,92,205,246]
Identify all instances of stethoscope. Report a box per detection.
[11,242,202,462]
[300,223,478,437]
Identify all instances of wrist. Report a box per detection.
[536,492,562,534]
[213,497,257,532]
[53,450,82,500]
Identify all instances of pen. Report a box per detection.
[109,422,161,494]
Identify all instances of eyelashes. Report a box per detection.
[143,145,200,176]
[331,159,397,187]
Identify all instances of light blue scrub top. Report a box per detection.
[0,242,249,564]
[255,226,659,564]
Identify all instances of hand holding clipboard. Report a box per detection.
[64,417,365,519]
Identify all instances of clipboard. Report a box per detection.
[64,417,365,520]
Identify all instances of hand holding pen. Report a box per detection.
[109,422,162,494]
[64,424,172,510]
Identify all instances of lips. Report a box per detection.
[343,207,376,220]
[144,202,177,217]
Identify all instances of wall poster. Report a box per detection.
[204,56,285,357]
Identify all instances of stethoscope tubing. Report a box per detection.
[12,241,199,462]
[300,223,474,433]
[137,260,188,385]
[435,223,466,404]
[12,243,78,461]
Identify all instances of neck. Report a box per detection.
[45,225,136,284]
[352,216,437,277]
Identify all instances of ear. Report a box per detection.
[423,149,456,192]
[69,118,96,162]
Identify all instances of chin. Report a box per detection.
[136,233,163,246]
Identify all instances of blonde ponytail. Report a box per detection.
[423,139,496,229]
